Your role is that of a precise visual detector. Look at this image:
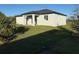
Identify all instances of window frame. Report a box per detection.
[44,15,48,20]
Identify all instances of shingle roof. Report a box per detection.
[16,9,67,17]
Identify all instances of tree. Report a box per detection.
[71,5,79,31]
[0,12,6,17]
[0,12,27,43]
[0,12,16,42]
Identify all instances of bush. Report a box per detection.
[14,26,28,34]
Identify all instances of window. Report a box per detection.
[44,15,48,20]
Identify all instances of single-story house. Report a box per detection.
[16,9,67,26]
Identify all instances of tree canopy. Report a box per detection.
[0,12,6,17]
[0,12,16,42]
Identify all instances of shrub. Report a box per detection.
[14,26,28,34]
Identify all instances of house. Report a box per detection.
[16,9,67,26]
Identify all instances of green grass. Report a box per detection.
[13,24,76,42]
[0,24,79,53]
[12,25,58,42]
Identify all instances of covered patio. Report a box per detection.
[24,14,38,26]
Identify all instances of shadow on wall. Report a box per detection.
[0,27,78,54]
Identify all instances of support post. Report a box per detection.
[25,16,27,25]
[32,14,35,26]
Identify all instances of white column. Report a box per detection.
[25,15,27,25]
[32,14,35,26]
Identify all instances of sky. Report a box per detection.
[0,4,76,16]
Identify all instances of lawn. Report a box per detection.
[12,25,58,42]
[0,24,78,53]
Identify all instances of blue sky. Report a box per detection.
[0,4,76,16]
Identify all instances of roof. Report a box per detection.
[16,9,67,17]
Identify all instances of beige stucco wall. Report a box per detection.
[37,14,66,26]
[16,16,26,25]
[16,14,67,26]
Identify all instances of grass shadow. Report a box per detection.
[0,27,78,54]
